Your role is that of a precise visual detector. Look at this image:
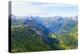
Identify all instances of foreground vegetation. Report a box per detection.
[48,25,78,49]
[11,25,78,52]
[11,25,52,52]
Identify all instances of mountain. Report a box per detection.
[48,16,77,34]
[10,15,77,34]
[10,15,25,26]
[23,15,78,46]
[10,15,78,52]
[24,16,77,34]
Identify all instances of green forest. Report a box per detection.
[11,24,78,53]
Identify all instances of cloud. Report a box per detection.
[12,1,78,17]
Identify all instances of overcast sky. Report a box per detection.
[12,1,78,17]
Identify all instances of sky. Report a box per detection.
[12,1,78,17]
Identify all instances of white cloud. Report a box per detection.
[12,1,49,16]
[12,1,78,17]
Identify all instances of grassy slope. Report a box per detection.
[48,25,78,49]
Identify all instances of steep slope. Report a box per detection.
[11,25,52,52]
[29,16,77,34]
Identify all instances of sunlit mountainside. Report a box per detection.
[10,15,78,52]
